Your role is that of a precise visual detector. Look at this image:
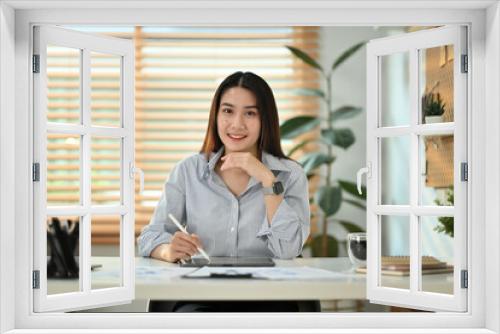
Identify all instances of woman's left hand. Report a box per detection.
[220,152,275,186]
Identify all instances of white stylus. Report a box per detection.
[168,213,211,263]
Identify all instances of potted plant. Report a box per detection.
[279,42,367,257]
[422,92,446,124]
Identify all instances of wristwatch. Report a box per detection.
[262,181,284,195]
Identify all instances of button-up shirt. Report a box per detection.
[137,147,310,259]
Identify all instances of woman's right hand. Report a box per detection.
[151,232,202,263]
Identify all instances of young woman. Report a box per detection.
[138,71,310,262]
[137,71,312,312]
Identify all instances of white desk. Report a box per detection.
[48,257,453,301]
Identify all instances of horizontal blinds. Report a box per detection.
[48,26,320,244]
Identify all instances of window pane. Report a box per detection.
[47,133,81,206]
[420,135,454,205]
[47,215,80,295]
[380,215,410,290]
[91,215,122,290]
[380,52,410,127]
[420,45,454,124]
[91,137,121,205]
[47,45,81,124]
[91,52,121,127]
[380,136,410,205]
[420,216,454,294]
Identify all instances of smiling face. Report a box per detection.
[216,86,261,156]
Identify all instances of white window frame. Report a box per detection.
[0,1,499,333]
[32,25,136,312]
[366,26,468,312]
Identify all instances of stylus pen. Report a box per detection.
[168,213,211,263]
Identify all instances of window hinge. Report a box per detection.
[461,270,468,289]
[461,54,468,73]
[32,55,40,73]
[461,162,468,182]
[32,163,40,182]
[32,270,40,289]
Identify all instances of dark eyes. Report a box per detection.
[220,108,258,117]
[245,111,258,117]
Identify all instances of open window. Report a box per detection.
[32,25,136,312]
[364,25,467,312]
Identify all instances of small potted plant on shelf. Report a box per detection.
[422,92,446,124]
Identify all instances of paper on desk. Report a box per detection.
[256,266,347,280]
[136,266,197,280]
[90,266,197,280]
[184,266,347,280]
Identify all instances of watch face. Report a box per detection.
[272,181,284,195]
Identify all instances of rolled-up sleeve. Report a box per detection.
[256,167,310,259]
[136,164,186,257]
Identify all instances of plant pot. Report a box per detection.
[425,115,444,124]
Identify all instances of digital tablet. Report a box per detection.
[179,256,275,267]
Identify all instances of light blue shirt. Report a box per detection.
[137,147,310,259]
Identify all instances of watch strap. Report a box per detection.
[262,181,284,195]
[262,185,275,195]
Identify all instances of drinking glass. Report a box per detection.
[347,233,367,269]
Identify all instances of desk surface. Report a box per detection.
[48,257,453,301]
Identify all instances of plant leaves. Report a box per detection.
[343,198,366,210]
[287,139,317,156]
[339,179,366,200]
[294,88,325,99]
[321,128,355,149]
[310,235,338,257]
[300,152,334,174]
[285,45,324,72]
[316,185,342,217]
[320,129,335,145]
[279,116,319,139]
[331,41,366,71]
[330,105,363,122]
[337,220,364,233]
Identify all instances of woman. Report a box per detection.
[137,71,311,312]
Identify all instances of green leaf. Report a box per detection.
[331,106,363,122]
[286,45,324,72]
[300,152,334,174]
[287,139,317,156]
[294,88,326,99]
[321,128,355,149]
[331,41,366,71]
[336,220,364,233]
[320,129,335,145]
[343,198,366,210]
[339,179,366,200]
[316,185,342,217]
[310,235,338,257]
[280,116,319,139]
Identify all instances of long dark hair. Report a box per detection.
[200,71,287,160]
